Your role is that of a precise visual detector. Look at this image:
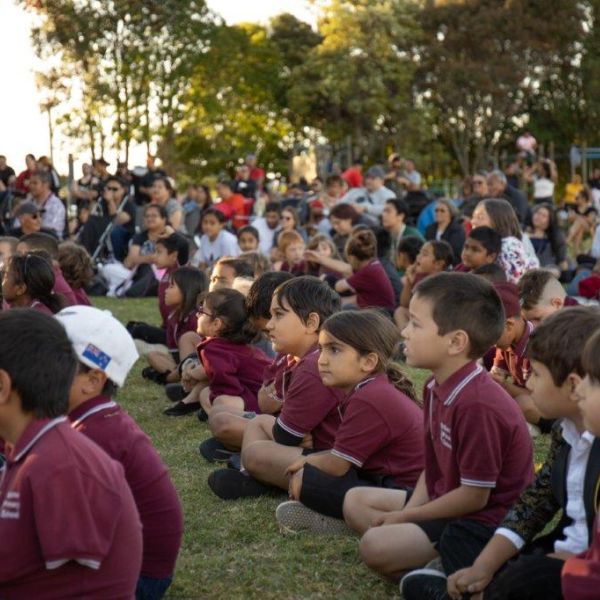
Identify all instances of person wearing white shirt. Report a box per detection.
[251,202,281,255]
[192,208,240,268]
[341,165,396,222]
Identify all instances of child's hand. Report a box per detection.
[285,457,307,477]
[447,565,493,600]
[372,510,407,527]
[303,250,321,263]
[405,264,417,284]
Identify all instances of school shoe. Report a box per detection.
[275,500,352,536]
[399,562,447,600]
[198,437,236,463]
[196,407,209,422]
[207,468,276,500]
[165,383,186,402]
[227,453,242,471]
[141,367,168,386]
[163,401,201,417]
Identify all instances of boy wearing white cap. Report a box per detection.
[55,305,183,600]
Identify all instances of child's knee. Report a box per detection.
[359,528,385,569]
[209,412,233,437]
[343,487,366,522]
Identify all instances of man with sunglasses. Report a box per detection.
[8,201,57,239]
[102,176,136,261]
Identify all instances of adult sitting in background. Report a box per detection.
[567,188,598,255]
[487,169,529,226]
[341,165,396,223]
[150,176,182,231]
[8,201,57,239]
[381,198,423,261]
[341,158,363,189]
[319,174,346,210]
[396,158,422,191]
[523,159,556,204]
[246,153,265,190]
[472,198,539,283]
[183,184,212,236]
[15,153,37,196]
[215,179,247,230]
[252,201,281,255]
[329,203,361,256]
[271,206,307,258]
[527,203,568,276]
[460,172,489,219]
[70,163,99,207]
[37,156,61,195]
[28,171,65,239]
[424,198,465,265]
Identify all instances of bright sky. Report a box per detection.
[0,0,315,175]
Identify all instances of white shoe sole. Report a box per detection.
[275,500,352,535]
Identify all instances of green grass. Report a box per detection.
[93,297,549,599]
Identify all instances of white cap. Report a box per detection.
[55,305,138,387]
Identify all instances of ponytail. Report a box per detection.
[385,362,418,404]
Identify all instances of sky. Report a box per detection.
[0,0,315,175]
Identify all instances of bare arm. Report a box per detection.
[304,250,352,277]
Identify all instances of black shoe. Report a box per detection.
[227,453,242,471]
[399,567,447,600]
[207,468,274,500]
[196,407,209,422]
[165,383,186,402]
[199,437,236,463]
[163,401,201,417]
[142,367,169,386]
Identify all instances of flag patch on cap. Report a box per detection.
[83,344,111,370]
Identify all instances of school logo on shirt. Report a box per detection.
[83,344,112,370]
[440,422,452,450]
[0,491,20,519]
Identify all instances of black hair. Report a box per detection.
[6,254,64,314]
[385,198,410,217]
[144,203,169,221]
[216,257,255,278]
[426,240,454,268]
[0,309,77,417]
[414,272,505,359]
[170,266,208,320]
[217,179,234,191]
[322,310,416,400]
[330,203,360,223]
[265,202,281,214]
[472,263,507,283]
[238,225,260,242]
[397,236,424,263]
[468,226,502,257]
[155,232,190,265]
[203,288,259,344]
[19,232,59,260]
[202,207,227,224]
[153,176,175,196]
[273,275,341,330]
[104,175,126,188]
[530,203,566,261]
[373,227,392,258]
[246,271,294,321]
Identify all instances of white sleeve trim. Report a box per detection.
[460,478,497,488]
[46,558,101,570]
[495,527,526,550]
[276,416,306,438]
[331,448,363,467]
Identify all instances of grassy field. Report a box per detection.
[93,297,549,600]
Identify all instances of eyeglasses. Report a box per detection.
[196,306,216,319]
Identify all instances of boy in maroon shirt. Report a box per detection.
[55,305,184,600]
[207,276,344,499]
[0,309,142,599]
[356,273,533,599]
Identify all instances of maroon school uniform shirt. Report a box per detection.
[0,417,142,599]
[453,263,470,272]
[276,347,344,450]
[493,320,534,388]
[52,264,77,306]
[69,396,183,579]
[331,373,424,486]
[165,309,198,352]
[198,337,270,413]
[562,514,600,599]
[262,353,290,402]
[423,361,533,527]
[347,259,395,311]
[71,286,91,306]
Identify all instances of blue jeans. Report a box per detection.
[110,225,133,262]
[136,576,173,600]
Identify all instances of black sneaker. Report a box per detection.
[207,468,274,500]
[163,401,201,417]
[165,383,186,402]
[199,437,236,463]
[196,407,209,422]
[399,566,447,600]
[142,367,169,386]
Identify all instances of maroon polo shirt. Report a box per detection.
[198,337,271,413]
[71,287,91,306]
[0,417,142,599]
[29,300,54,315]
[158,266,177,329]
[452,263,470,272]
[165,309,198,352]
[331,373,424,486]
[493,320,534,388]
[262,353,291,401]
[347,259,396,310]
[52,265,77,307]
[423,361,533,527]
[69,396,182,579]
[276,347,344,450]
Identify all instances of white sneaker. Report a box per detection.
[399,564,447,599]
[275,500,352,535]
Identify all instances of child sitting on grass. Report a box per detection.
[57,241,94,306]
[237,225,260,253]
[352,273,533,600]
[275,230,306,276]
[164,288,270,417]
[276,309,424,535]
[194,208,240,269]
[448,306,600,600]
[455,226,502,272]
[0,310,142,598]
[57,305,183,600]
[207,276,344,500]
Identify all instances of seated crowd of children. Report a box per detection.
[2,193,600,600]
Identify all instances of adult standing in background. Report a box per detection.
[516,130,537,158]
[234,164,257,199]
[246,154,265,190]
[15,154,37,196]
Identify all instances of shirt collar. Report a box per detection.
[427,361,483,407]
[560,418,595,447]
[68,395,117,426]
[512,320,534,357]
[9,416,67,464]
[353,374,379,393]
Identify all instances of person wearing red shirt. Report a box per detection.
[246,153,265,189]
[0,310,142,599]
[342,159,364,189]
[356,273,532,600]
[216,180,248,230]
[56,305,183,600]
[14,153,37,195]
